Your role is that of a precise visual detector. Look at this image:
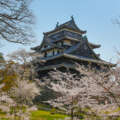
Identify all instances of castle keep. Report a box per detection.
[32,17,115,76]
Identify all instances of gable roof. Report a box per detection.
[44,17,86,35]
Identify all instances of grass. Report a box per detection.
[37,103,52,111]
[0,117,9,120]
[30,110,68,120]
[0,110,9,120]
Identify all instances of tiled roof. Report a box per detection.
[44,17,86,35]
[40,53,115,67]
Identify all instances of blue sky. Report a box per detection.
[0,0,120,63]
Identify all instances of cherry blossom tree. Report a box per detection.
[0,50,41,120]
[10,79,40,105]
[7,49,43,81]
[41,64,120,119]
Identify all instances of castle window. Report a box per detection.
[54,51,57,55]
[57,50,60,54]
[61,41,63,46]
[44,45,47,48]
[63,40,72,46]
[47,51,53,57]
[44,45,50,49]
[44,52,47,57]
[53,50,55,56]
[54,49,58,55]
[57,42,62,46]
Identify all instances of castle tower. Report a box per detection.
[31,17,115,76]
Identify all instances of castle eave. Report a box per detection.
[63,54,115,67]
[37,63,77,71]
[89,42,101,49]
[44,27,86,36]
[40,53,116,67]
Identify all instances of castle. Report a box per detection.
[32,17,115,77]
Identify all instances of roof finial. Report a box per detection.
[71,15,74,21]
[56,22,59,28]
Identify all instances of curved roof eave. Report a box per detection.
[44,18,86,35]
[89,42,101,49]
[44,27,86,35]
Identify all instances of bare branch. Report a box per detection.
[0,0,34,44]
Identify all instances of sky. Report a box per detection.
[0,0,120,63]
